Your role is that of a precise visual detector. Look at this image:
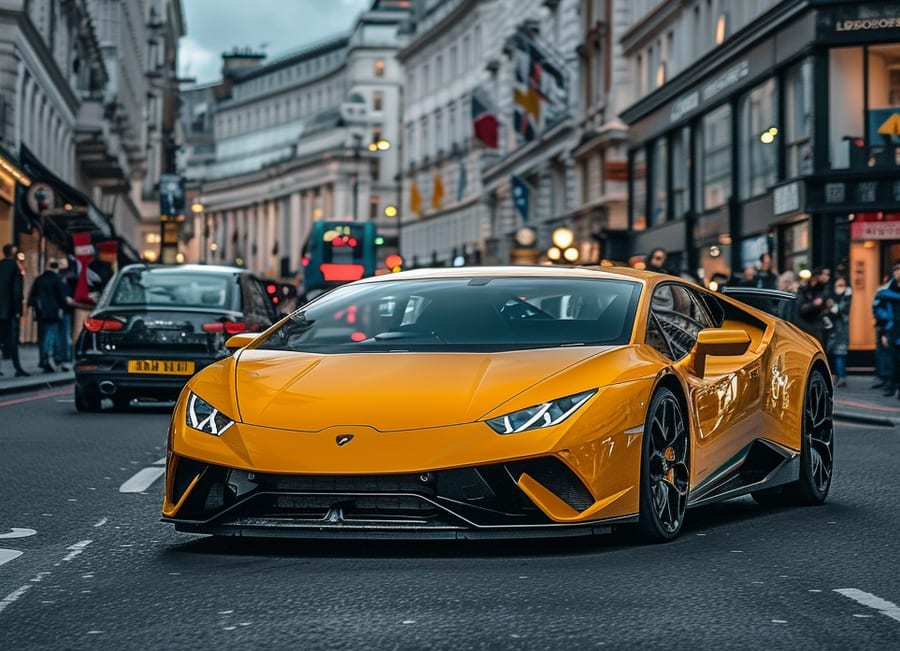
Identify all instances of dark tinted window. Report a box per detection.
[108,269,237,309]
[258,277,641,353]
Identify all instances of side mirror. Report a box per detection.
[692,328,751,377]
[225,332,259,350]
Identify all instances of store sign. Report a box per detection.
[835,17,900,31]
[851,221,900,239]
[670,60,749,123]
[820,3,900,42]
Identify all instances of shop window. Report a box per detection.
[374,59,385,78]
[829,47,865,170]
[867,44,900,169]
[698,104,731,211]
[739,78,778,199]
[630,148,647,231]
[650,138,668,226]
[372,91,383,112]
[672,127,691,219]
[785,58,814,177]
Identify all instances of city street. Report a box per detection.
[1,385,899,649]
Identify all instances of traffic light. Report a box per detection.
[385,253,403,272]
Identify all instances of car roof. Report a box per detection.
[118,263,248,277]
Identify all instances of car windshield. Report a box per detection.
[257,276,641,353]
[108,269,235,309]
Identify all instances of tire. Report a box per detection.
[784,368,834,504]
[638,387,690,542]
[75,385,102,413]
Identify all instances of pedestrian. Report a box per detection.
[873,264,900,397]
[27,258,69,373]
[55,255,78,366]
[754,253,778,289]
[775,270,798,322]
[795,267,831,349]
[825,275,852,387]
[644,247,672,274]
[872,278,896,390]
[0,243,30,376]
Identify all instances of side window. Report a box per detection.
[646,284,715,360]
[240,276,277,330]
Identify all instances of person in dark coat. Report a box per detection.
[795,267,832,349]
[28,259,70,372]
[644,247,672,274]
[825,275,852,387]
[0,243,29,376]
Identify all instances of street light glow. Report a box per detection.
[552,227,574,249]
[384,205,398,217]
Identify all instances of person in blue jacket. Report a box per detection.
[873,264,900,397]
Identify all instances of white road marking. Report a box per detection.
[153,457,166,466]
[0,584,32,614]
[835,588,900,623]
[0,550,23,566]
[0,528,37,539]
[119,467,165,493]
[62,540,92,563]
[93,518,108,528]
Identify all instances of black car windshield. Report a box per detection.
[257,276,641,353]
[108,269,236,309]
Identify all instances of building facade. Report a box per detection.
[0,0,183,295]
[397,0,585,268]
[619,0,900,362]
[180,1,409,282]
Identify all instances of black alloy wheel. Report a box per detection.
[788,368,834,503]
[638,387,690,542]
[752,368,834,506]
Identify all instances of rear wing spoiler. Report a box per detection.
[720,287,796,317]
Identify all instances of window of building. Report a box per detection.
[449,45,458,78]
[463,35,471,68]
[785,57,814,176]
[435,55,443,87]
[374,59,385,77]
[448,102,456,150]
[651,137,668,226]
[672,127,690,219]
[373,91,383,111]
[370,195,379,220]
[739,78,778,199]
[867,43,900,168]
[421,115,430,159]
[630,147,647,230]
[406,122,415,165]
[434,109,443,154]
[829,47,864,170]
[698,103,732,211]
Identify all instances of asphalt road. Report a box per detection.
[1,388,899,650]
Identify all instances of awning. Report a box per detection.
[16,144,114,243]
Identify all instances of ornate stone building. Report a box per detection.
[180,1,409,280]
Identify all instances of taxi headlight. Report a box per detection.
[186,392,235,436]
[486,389,597,434]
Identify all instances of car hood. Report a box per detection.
[232,347,617,431]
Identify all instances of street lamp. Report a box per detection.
[351,133,363,220]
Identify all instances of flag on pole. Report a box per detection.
[431,171,445,210]
[456,157,467,202]
[512,175,530,222]
[410,179,423,216]
[472,85,499,149]
[511,29,569,143]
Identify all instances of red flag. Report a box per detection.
[472,86,499,149]
[72,232,95,304]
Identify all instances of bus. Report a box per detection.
[300,220,379,300]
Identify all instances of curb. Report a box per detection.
[833,409,897,427]
[0,376,74,397]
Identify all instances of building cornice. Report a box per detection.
[396,0,481,61]
[619,0,684,54]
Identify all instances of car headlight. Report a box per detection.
[186,392,235,436]
[486,389,597,435]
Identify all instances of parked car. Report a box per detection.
[73,264,280,411]
[162,265,833,542]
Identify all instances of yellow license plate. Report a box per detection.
[127,360,195,375]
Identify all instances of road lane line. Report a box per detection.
[119,467,166,493]
[835,588,900,623]
[93,517,108,528]
[62,540,92,563]
[0,387,73,408]
[0,584,32,614]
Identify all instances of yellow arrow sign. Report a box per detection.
[878,112,900,136]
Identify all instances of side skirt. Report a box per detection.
[687,439,799,508]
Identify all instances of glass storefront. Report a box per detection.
[739,78,778,199]
[698,104,731,211]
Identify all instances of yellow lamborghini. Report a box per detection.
[162,266,833,542]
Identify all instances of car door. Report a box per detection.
[646,283,764,483]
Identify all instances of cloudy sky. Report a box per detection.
[179,0,371,85]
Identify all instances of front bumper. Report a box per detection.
[162,455,636,540]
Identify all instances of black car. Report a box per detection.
[73,264,280,411]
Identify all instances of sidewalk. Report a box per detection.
[0,345,898,426]
[0,344,75,396]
